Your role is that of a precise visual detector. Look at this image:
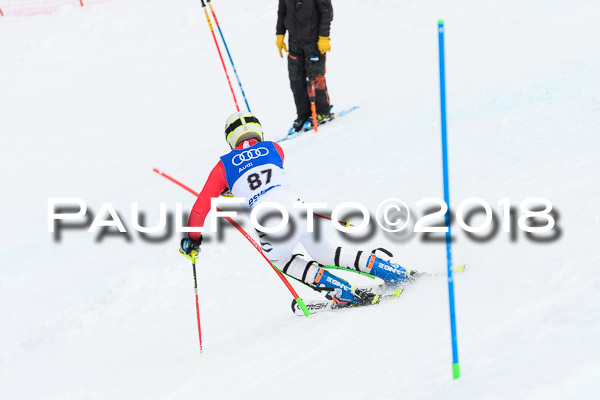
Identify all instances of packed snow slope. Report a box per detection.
[1,0,600,398]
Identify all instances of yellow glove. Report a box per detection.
[276,35,288,58]
[317,36,331,54]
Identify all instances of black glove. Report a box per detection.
[181,237,202,255]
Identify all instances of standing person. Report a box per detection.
[276,0,334,134]
[180,112,421,307]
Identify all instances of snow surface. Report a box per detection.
[1,0,600,398]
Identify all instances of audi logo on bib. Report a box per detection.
[232,147,269,166]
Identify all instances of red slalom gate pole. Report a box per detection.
[151,168,351,227]
[79,0,84,7]
[0,8,4,17]
[153,168,311,316]
[207,0,252,112]
[199,0,240,111]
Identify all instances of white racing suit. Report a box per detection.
[220,141,375,286]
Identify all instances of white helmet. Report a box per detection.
[224,111,263,149]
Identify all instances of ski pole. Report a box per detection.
[199,0,240,111]
[315,214,353,228]
[307,78,318,132]
[207,0,252,113]
[438,20,460,380]
[179,249,205,356]
[153,168,312,317]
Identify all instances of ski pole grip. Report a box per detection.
[179,249,199,264]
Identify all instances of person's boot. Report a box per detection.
[302,112,335,130]
[288,117,308,135]
[365,255,422,285]
[312,268,360,306]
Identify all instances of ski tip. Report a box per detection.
[438,19,445,25]
[391,288,404,300]
[454,264,466,273]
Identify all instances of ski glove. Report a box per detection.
[181,237,202,255]
[317,36,331,54]
[276,35,288,58]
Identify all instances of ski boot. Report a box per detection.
[288,117,308,135]
[365,254,423,285]
[302,112,335,131]
[312,268,374,307]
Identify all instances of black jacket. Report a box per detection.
[276,0,334,42]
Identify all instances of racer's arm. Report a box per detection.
[187,161,228,241]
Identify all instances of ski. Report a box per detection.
[291,264,466,316]
[426,264,466,278]
[277,106,359,143]
[291,285,405,316]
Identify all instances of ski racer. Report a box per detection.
[180,112,419,306]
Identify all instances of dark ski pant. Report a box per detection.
[287,40,331,121]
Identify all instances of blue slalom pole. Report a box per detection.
[438,19,460,380]
[207,0,252,112]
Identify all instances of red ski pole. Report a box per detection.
[199,0,240,111]
[180,249,204,356]
[154,168,311,317]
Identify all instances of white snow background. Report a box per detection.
[1,0,599,398]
